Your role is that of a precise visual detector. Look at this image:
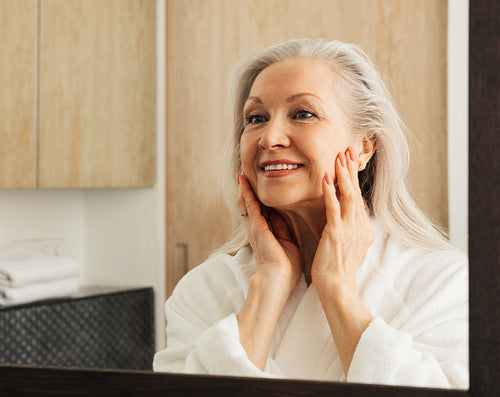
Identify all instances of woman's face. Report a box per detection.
[240,57,364,211]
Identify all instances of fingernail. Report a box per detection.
[237,173,240,184]
[325,171,333,185]
[348,146,357,162]
[339,152,347,167]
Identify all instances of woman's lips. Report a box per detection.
[260,160,303,177]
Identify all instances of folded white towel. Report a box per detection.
[0,277,80,306]
[0,248,81,287]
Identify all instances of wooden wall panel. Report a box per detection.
[39,0,156,188]
[0,0,37,188]
[166,0,448,295]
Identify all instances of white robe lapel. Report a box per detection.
[272,277,342,380]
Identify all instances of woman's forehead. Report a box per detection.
[248,58,337,101]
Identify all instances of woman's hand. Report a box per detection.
[311,146,374,291]
[236,173,302,371]
[238,173,302,295]
[311,146,375,377]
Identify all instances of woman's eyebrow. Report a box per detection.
[286,92,323,102]
[245,96,262,105]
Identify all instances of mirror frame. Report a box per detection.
[0,0,497,395]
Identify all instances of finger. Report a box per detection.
[322,171,341,226]
[238,174,257,250]
[239,174,265,222]
[346,146,361,187]
[237,173,248,215]
[346,147,367,212]
[335,152,357,218]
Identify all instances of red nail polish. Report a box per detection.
[348,146,357,162]
[339,152,347,167]
[325,171,333,185]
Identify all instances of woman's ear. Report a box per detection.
[356,135,376,170]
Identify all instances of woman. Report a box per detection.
[153,39,468,389]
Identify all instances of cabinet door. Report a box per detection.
[38,0,156,188]
[0,0,37,188]
[166,0,447,296]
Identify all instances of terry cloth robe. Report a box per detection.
[153,220,469,389]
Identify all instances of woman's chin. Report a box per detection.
[259,196,295,211]
[258,194,323,213]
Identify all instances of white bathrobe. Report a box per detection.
[153,220,468,389]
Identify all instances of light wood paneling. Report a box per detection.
[39,0,156,188]
[0,0,37,188]
[166,0,448,295]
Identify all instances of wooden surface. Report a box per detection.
[38,0,156,188]
[166,0,448,295]
[0,0,37,188]
[0,365,470,396]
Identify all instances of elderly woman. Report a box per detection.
[153,39,468,389]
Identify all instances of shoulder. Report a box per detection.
[367,219,468,301]
[387,235,466,284]
[176,245,256,291]
[168,246,256,314]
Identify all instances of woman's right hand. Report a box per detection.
[237,173,302,370]
[238,173,302,297]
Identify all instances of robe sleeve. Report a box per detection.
[152,255,278,377]
[153,302,277,377]
[347,254,468,389]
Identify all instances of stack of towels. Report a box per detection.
[0,247,81,306]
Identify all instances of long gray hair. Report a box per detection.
[214,38,450,257]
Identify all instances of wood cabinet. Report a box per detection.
[0,0,37,188]
[0,0,156,188]
[166,0,448,296]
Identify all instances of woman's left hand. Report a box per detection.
[311,146,375,293]
[311,146,375,376]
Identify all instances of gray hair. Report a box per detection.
[214,38,450,257]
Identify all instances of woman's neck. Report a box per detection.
[275,201,327,284]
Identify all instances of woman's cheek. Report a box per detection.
[239,139,258,189]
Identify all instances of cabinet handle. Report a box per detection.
[174,243,188,282]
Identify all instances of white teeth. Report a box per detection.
[264,164,299,171]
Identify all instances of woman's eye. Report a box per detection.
[294,110,315,120]
[246,115,267,125]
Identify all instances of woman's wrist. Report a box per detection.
[237,270,293,371]
[313,275,373,336]
[312,273,358,299]
[250,268,297,306]
[313,275,373,375]
[237,269,296,345]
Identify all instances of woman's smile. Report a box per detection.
[260,160,304,177]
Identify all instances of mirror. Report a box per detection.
[162,0,468,390]
[3,0,499,395]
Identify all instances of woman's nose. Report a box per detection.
[258,118,291,150]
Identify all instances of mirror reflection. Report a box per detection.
[0,0,469,392]
[155,37,468,389]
